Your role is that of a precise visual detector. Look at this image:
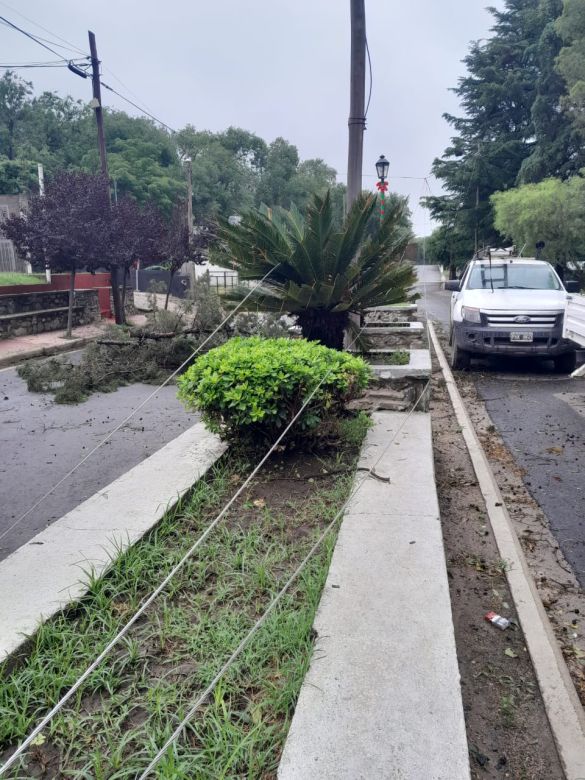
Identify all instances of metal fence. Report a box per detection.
[208,272,240,290]
[0,239,28,273]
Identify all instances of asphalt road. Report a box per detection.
[0,353,198,561]
[419,280,585,587]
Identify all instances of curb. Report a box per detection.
[428,322,585,779]
[0,422,226,661]
[0,335,96,370]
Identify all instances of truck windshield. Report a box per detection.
[467,264,561,291]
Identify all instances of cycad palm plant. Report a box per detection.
[218,189,417,349]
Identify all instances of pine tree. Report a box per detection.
[427,0,585,261]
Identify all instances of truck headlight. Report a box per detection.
[462,306,481,324]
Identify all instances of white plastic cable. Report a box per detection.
[0,320,369,777]
[0,266,278,546]
[138,380,432,778]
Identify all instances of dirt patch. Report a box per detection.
[431,364,564,778]
[455,371,585,708]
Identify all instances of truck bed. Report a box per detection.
[563,293,585,348]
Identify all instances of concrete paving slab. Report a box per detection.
[0,422,225,661]
[370,348,431,379]
[363,321,425,332]
[278,412,470,780]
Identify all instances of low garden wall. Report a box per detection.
[0,289,100,338]
[5,273,112,318]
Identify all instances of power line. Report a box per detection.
[364,36,373,119]
[138,378,432,778]
[0,12,174,134]
[0,60,67,67]
[99,79,177,133]
[0,14,68,60]
[0,267,277,548]
[0,0,88,56]
[103,66,158,117]
[0,301,372,777]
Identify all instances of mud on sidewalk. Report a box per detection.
[431,363,565,779]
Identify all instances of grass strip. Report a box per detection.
[0,273,45,286]
[0,414,370,779]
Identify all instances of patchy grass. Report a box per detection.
[0,272,44,286]
[0,413,370,778]
[362,350,410,366]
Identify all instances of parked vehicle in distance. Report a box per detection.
[446,252,580,372]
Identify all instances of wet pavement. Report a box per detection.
[0,355,197,561]
[419,280,585,587]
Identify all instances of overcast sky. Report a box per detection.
[1,0,501,235]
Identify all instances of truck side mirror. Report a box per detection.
[445,280,461,292]
[565,280,581,293]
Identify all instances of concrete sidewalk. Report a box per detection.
[0,316,148,369]
[278,412,470,780]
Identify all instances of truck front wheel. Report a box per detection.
[554,351,577,374]
[451,342,471,371]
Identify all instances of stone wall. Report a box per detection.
[0,290,100,338]
[5,273,112,318]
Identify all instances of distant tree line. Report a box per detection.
[0,71,355,329]
[424,0,585,276]
[0,71,345,220]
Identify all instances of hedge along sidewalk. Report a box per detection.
[0,421,226,661]
[278,411,470,780]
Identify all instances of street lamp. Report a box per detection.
[375,155,389,222]
[375,155,389,182]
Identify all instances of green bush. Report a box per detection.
[177,337,371,446]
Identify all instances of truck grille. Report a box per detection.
[484,312,560,328]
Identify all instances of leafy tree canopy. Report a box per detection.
[0,72,345,221]
[427,0,585,260]
[491,174,585,266]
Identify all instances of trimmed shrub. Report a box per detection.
[177,337,371,447]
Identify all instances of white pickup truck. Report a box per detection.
[446,255,582,372]
[564,292,585,376]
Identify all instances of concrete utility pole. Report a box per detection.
[186,157,193,240]
[346,0,367,210]
[88,31,108,179]
[37,163,49,281]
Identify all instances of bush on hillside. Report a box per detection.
[177,337,371,447]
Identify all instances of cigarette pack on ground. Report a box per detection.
[485,611,510,630]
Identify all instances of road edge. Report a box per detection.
[428,322,585,779]
[0,336,96,370]
[0,422,226,662]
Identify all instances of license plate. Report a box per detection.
[510,332,533,343]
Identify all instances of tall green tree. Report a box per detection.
[427,0,584,254]
[255,137,300,208]
[0,71,32,162]
[175,126,265,218]
[555,0,585,136]
[492,175,585,269]
[519,0,585,182]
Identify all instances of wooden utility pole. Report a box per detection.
[347,0,367,210]
[88,31,108,179]
[89,30,123,323]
